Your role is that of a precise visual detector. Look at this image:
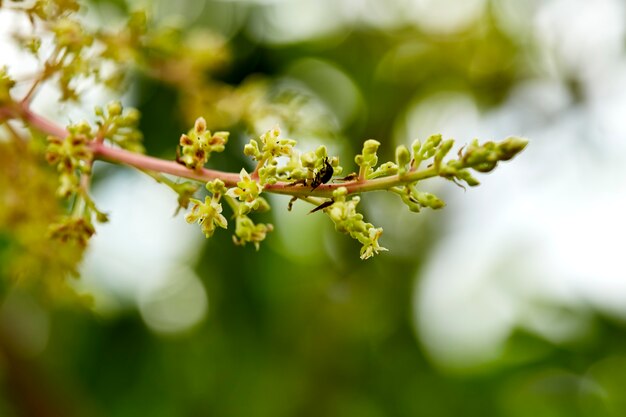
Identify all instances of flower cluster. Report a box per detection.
[397,186,446,213]
[178,117,229,170]
[185,179,228,238]
[94,101,143,152]
[325,188,387,260]
[48,216,96,247]
[243,126,342,186]
[46,102,143,200]
[179,125,527,258]
[355,139,382,179]
[233,216,274,250]
[457,137,529,172]
[46,121,93,198]
[226,169,267,215]
[1,0,530,263]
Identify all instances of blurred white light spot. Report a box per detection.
[396,92,481,146]
[249,0,345,44]
[0,10,43,81]
[79,170,204,313]
[285,58,362,128]
[406,0,487,35]
[492,0,541,39]
[138,267,208,335]
[414,233,518,368]
[534,0,625,77]
[0,8,121,123]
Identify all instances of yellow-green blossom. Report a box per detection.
[178,117,229,170]
[185,196,227,238]
[226,169,262,215]
[326,187,388,260]
[232,215,273,250]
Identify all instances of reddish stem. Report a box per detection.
[91,142,241,187]
[11,104,440,198]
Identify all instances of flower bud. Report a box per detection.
[106,101,122,117]
[497,136,528,161]
[315,145,327,159]
[416,191,445,210]
[244,140,260,158]
[396,145,411,175]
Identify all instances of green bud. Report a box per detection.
[244,140,261,159]
[206,179,226,196]
[415,191,445,210]
[420,134,442,159]
[497,136,529,161]
[356,139,381,179]
[95,211,109,223]
[396,145,411,175]
[411,139,421,155]
[455,169,480,186]
[106,101,123,117]
[124,108,141,124]
[369,161,398,179]
[333,187,348,201]
[434,139,454,168]
[71,120,92,135]
[300,151,317,168]
[400,189,421,213]
[363,139,381,155]
[315,145,328,159]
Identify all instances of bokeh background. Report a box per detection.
[2,0,626,416]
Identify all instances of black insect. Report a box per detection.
[335,173,358,182]
[311,157,334,190]
[308,199,334,214]
[287,196,298,211]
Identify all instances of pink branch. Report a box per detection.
[10,104,440,198]
[91,142,241,186]
[15,104,241,186]
[18,104,68,138]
